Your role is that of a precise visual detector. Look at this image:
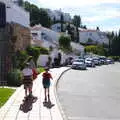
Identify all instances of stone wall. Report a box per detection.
[10,23,31,52]
[0,23,31,84]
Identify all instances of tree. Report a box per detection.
[18,0,23,6]
[38,8,52,28]
[107,30,120,56]
[59,35,71,50]
[85,45,106,56]
[23,1,31,11]
[72,15,81,43]
[66,23,75,41]
[26,46,40,66]
[96,27,100,31]
[72,15,81,27]
[60,14,64,32]
[57,52,62,66]
[23,1,52,27]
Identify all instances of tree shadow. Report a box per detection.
[19,96,37,113]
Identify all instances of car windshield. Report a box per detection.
[74,59,84,62]
[86,58,92,61]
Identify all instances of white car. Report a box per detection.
[85,58,95,67]
[71,59,86,70]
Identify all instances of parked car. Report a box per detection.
[106,58,114,64]
[93,57,101,65]
[71,59,86,70]
[99,56,107,65]
[85,58,95,67]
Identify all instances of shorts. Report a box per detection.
[23,76,33,89]
[43,82,50,88]
[42,78,50,88]
[24,83,33,89]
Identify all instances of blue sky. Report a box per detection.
[26,0,120,32]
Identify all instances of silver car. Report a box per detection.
[71,59,86,70]
[85,58,95,67]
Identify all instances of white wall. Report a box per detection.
[0,0,30,27]
[37,55,48,67]
[41,27,60,43]
[51,23,61,32]
[37,49,72,67]
[79,31,109,45]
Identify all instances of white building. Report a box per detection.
[79,28,109,45]
[51,23,61,32]
[46,9,71,23]
[31,25,61,48]
[0,0,30,27]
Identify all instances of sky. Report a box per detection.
[26,0,120,32]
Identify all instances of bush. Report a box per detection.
[26,46,49,65]
[16,50,29,69]
[37,67,45,74]
[26,46,40,65]
[39,47,49,54]
[85,45,106,56]
[59,35,71,50]
[7,69,23,87]
[109,56,120,61]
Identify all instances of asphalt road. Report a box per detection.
[57,62,120,120]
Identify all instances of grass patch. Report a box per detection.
[0,88,15,108]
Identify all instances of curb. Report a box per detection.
[54,67,71,120]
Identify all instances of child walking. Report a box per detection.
[42,67,53,102]
[22,63,33,98]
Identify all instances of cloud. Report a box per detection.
[27,0,120,32]
[83,9,120,23]
[37,0,120,8]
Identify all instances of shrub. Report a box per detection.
[26,46,40,65]
[85,45,106,56]
[7,69,23,87]
[109,56,120,61]
[59,35,71,50]
[39,47,49,54]
[37,67,45,74]
[26,46,49,65]
[15,50,29,69]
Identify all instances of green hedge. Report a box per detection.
[7,69,23,87]
[108,56,120,61]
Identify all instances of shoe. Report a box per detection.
[28,93,33,98]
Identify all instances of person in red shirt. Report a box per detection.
[32,68,38,80]
[42,67,53,102]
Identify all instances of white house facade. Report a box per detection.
[31,25,61,48]
[51,23,62,32]
[79,28,109,45]
[0,0,30,27]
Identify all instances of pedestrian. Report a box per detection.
[32,67,38,80]
[42,67,53,102]
[22,63,33,99]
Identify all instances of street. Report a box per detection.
[57,62,120,120]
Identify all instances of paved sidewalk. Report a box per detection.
[0,67,70,120]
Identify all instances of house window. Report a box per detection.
[57,26,60,30]
[32,33,38,37]
[41,32,45,36]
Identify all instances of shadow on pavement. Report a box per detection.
[43,100,55,109]
[19,96,37,113]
